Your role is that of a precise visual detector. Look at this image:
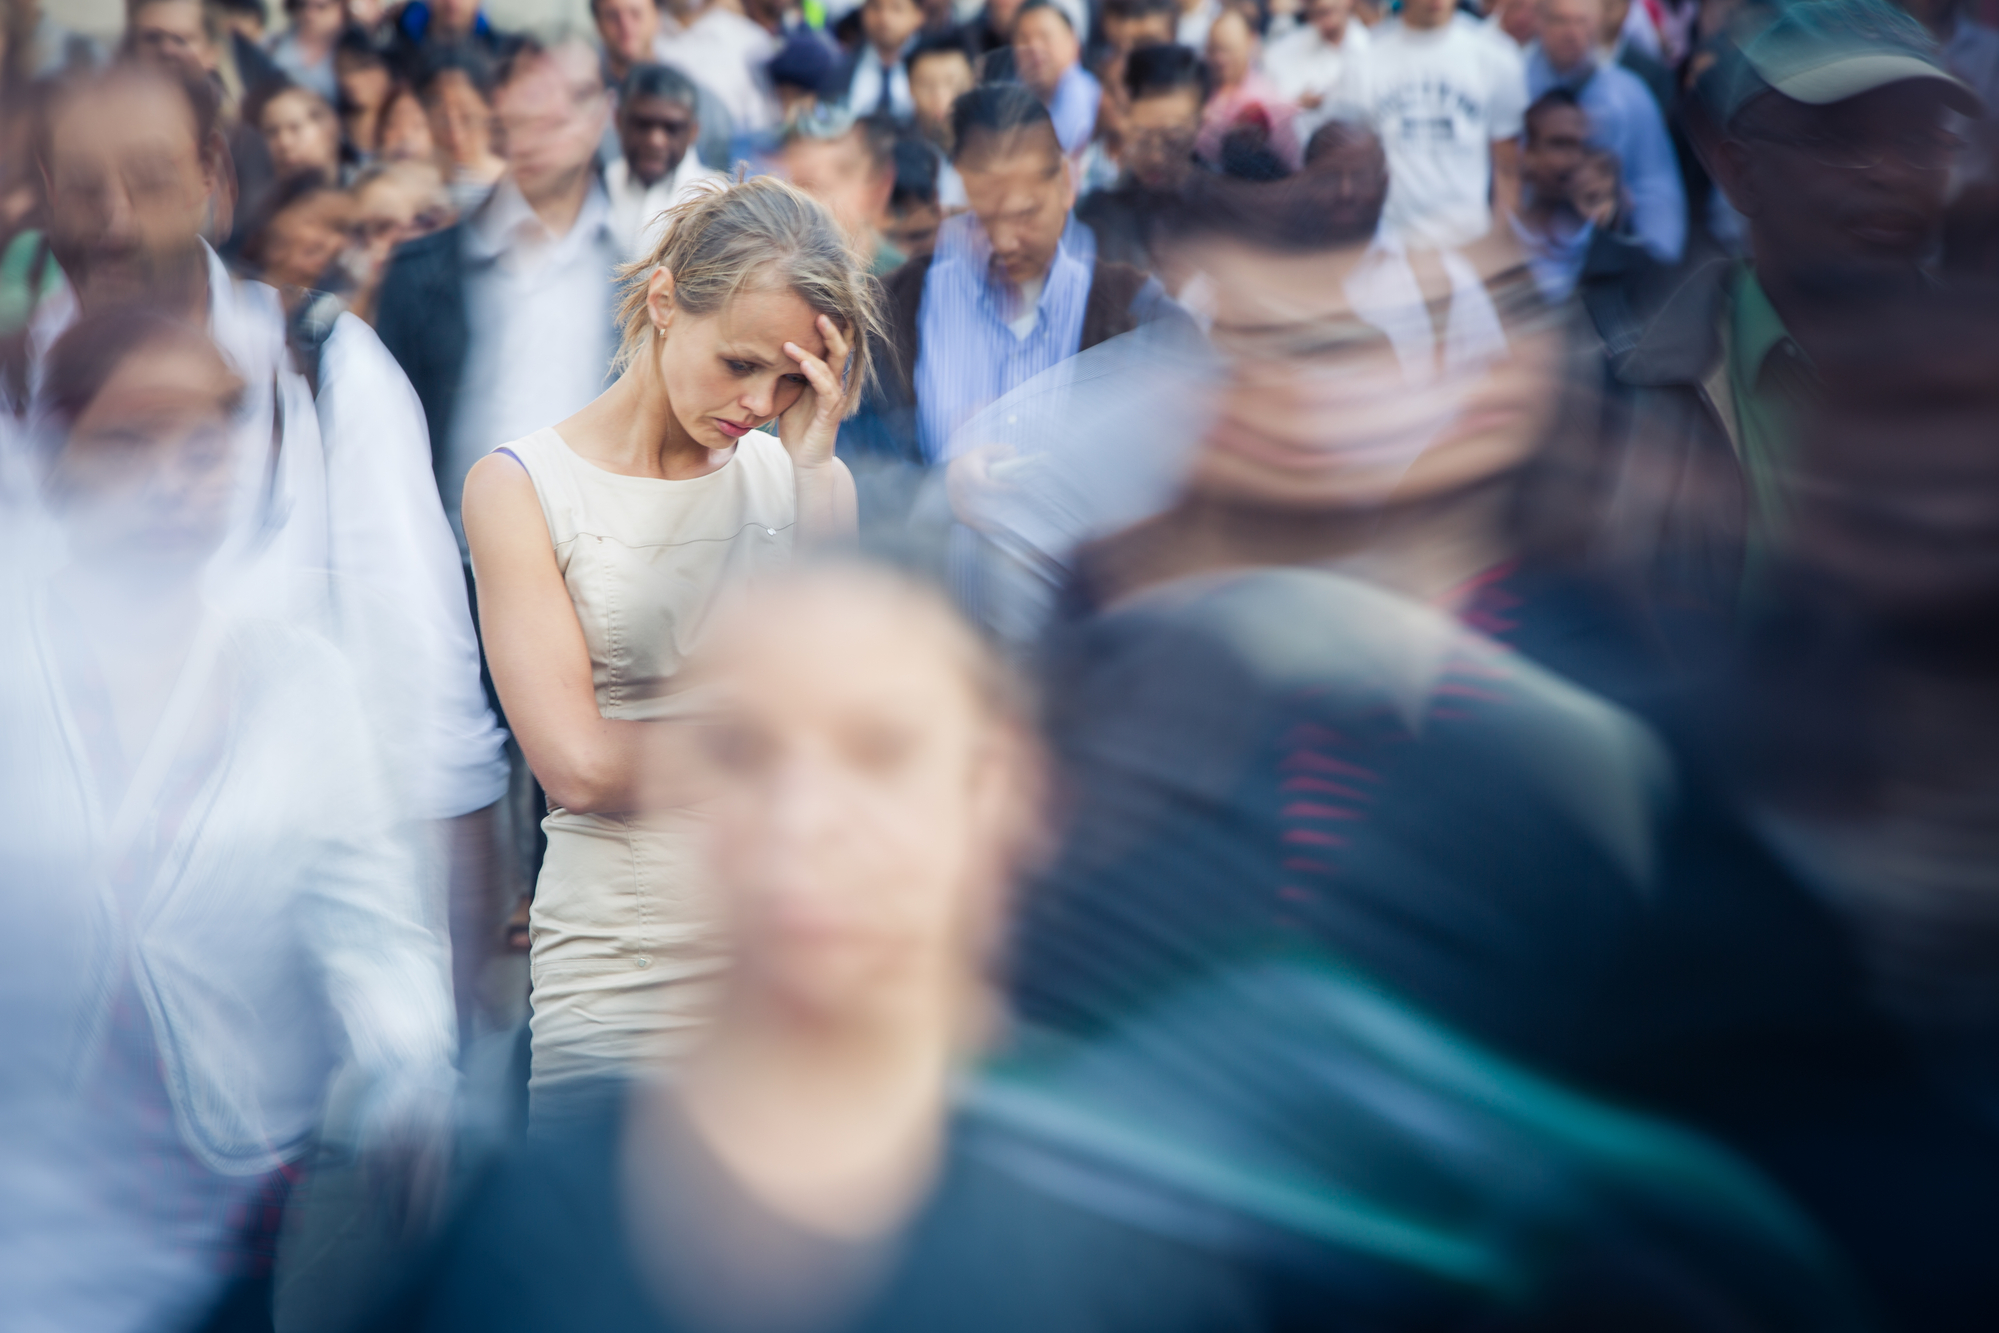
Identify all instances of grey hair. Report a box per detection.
[612,174,888,415]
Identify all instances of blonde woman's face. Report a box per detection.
[652,280,830,451]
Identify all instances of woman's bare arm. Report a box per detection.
[462,452,655,815]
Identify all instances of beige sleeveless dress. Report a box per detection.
[498,425,796,1102]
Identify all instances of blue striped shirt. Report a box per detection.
[915,212,1097,464]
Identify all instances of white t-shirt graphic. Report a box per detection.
[1356,15,1527,247]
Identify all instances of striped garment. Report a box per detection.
[914,212,1098,465]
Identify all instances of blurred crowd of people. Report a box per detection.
[5,0,1999,1328]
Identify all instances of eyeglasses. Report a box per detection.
[1744,126,1965,174]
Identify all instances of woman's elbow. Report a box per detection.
[534,757,624,816]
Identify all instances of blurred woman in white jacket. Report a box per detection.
[0,307,455,1333]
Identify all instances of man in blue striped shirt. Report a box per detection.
[876,83,1187,466]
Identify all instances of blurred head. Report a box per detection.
[1521,88,1589,203]
[885,133,944,256]
[680,565,1040,1029]
[259,85,342,181]
[1599,0,1630,43]
[249,174,351,290]
[214,0,267,41]
[350,159,450,277]
[1538,0,1602,75]
[1306,0,1353,42]
[334,29,394,115]
[1572,147,1619,224]
[618,63,701,186]
[1180,173,1559,514]
[126,0,221,77]
[953,83,1075,285]
[863,0,926,58]
[1012,0,1081,99]
[493,42,610,206]
[1102,0,1179,53]
[428,0,481,38]
[593,0,660,72]
[1122,44,1209,191]
[907,37,975,143]
[1398,0,1456,29]
[782,115,896,247]
[379,84,437,161]
[617,175,886,453]
[43,309,244,566]
[1714,82,1964,279]
[984,0,1029,39]
[1204,8,1256,93]
[41,64,221,311]
[418,54,497,170]
[1302,119,1389,233]
[1491,0,1541,44]
[285,0,346,44]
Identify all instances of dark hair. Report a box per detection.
[906,27,977,73]
[1014,0,1075,32]
[212,0,269,24]
[414,44,496,102]
[1303,116,1382,167]
[890,133,941,213]
[334,23,390,68]
[43,305,240,431]
[1124,41,1209,103]
[1523,85,1584,142]
[1178,159,1384,250]
[949,81,1058,164]
[619,61,700,110]
[1103,0,1180,21]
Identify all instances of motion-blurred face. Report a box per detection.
[686,577,1022,1025]
[1307,0,1353,43]
[652,281,828,450]
[620,93,698,185]
[785,131,892,244]
[128,0,217,76]
[885,198,943,256]
[1725,82,1959,274]
[52,330,242,564]
[494,52,610,205]
[44,76,214,310]
[1205,10,1254,93]
[1189,238,1561,511]
[335,49,393,116]
[1522,101,1588,202]
[1123,89,1202,190]
[259,189,353,290]
[1013,6,1081,98]
[1538,0,1602,74]
[595,0,660,69]
[353,168,448,279]
[1304,128,1389,232]
[261,88,342,181]
[959,128,1074,285]
[1571,151,1618,224]
[289,0,346,44]
[1399,0,1456,28]
[909,50,974,142]
[863,0,926,59]
[424,69,493,169]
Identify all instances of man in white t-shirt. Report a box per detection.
[1355,0,1527,247]
[1266,0,1372,136]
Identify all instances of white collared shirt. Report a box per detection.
[1266,19,1372,134]
[447,179,621,551]
[604,151,725,260]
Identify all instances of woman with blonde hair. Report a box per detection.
[461,174,885,1112]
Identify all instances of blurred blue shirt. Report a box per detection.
[1526,49,1687,264]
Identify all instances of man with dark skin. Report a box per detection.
[1301,118,1391,238]
[1076,43,1209,272]
[604,63,718,257]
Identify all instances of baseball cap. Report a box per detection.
[1711,0,1980,122]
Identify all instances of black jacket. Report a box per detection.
[373,225,471,486]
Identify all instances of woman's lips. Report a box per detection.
[714,418,753,439]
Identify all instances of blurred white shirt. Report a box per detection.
[1265,19,1372,137]
[656,5,782,137]
[605,150,725,259]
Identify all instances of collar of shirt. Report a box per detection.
[1729,263,1816,547]
[466,175,614,275]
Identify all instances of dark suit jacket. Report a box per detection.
[373,226,472,486]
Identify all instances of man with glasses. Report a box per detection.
[604,62,721,258]
[1595,0,1976,616]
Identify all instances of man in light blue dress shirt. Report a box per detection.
[1527,0,1687,263]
